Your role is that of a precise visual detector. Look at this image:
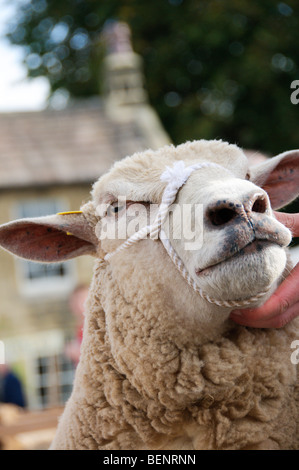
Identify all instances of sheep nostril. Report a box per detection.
[252,196,267,214]
[208,208,237,226]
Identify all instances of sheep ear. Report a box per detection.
[0,212,98,263]
[250,149,299,209]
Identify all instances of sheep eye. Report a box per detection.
[107,202,126,217]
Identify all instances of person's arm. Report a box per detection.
[230,212,299,328]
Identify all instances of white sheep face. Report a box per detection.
[92,140,298,304]
[168,171,290,301]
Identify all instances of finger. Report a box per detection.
[230,301,299,328]
[269,261,299,310]
[230,262,299,322]
[274,211,299,237]
[230,293,289,324]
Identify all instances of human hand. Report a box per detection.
[230,211,299,328]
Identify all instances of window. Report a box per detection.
[23,262,68,282]
[17,199,63,219]
[14,198,76,297]
[35,354,76,408]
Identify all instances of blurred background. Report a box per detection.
[0,0,298,449]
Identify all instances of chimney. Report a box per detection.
[102,21,147,117]
[101,21,171,148]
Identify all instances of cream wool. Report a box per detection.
[51,255,299,450]
[0,140,298,450]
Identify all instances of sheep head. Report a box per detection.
[0,140,298,315]
[92,140,298,307]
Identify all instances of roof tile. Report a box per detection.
[0,99,152,188]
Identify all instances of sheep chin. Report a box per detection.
[194,243,287,302]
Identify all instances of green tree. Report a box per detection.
[7,0,299,156]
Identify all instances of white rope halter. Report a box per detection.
[104,161,271,309]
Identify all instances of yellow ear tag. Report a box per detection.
[57,211,83,215]
[57,211,83,236]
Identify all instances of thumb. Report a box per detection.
[274,211,299,237]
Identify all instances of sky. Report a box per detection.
[0,0,49,112]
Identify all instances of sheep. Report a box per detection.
[0,139,298,450]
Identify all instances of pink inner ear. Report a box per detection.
[263,163,299,209]
[0,222,95,262]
